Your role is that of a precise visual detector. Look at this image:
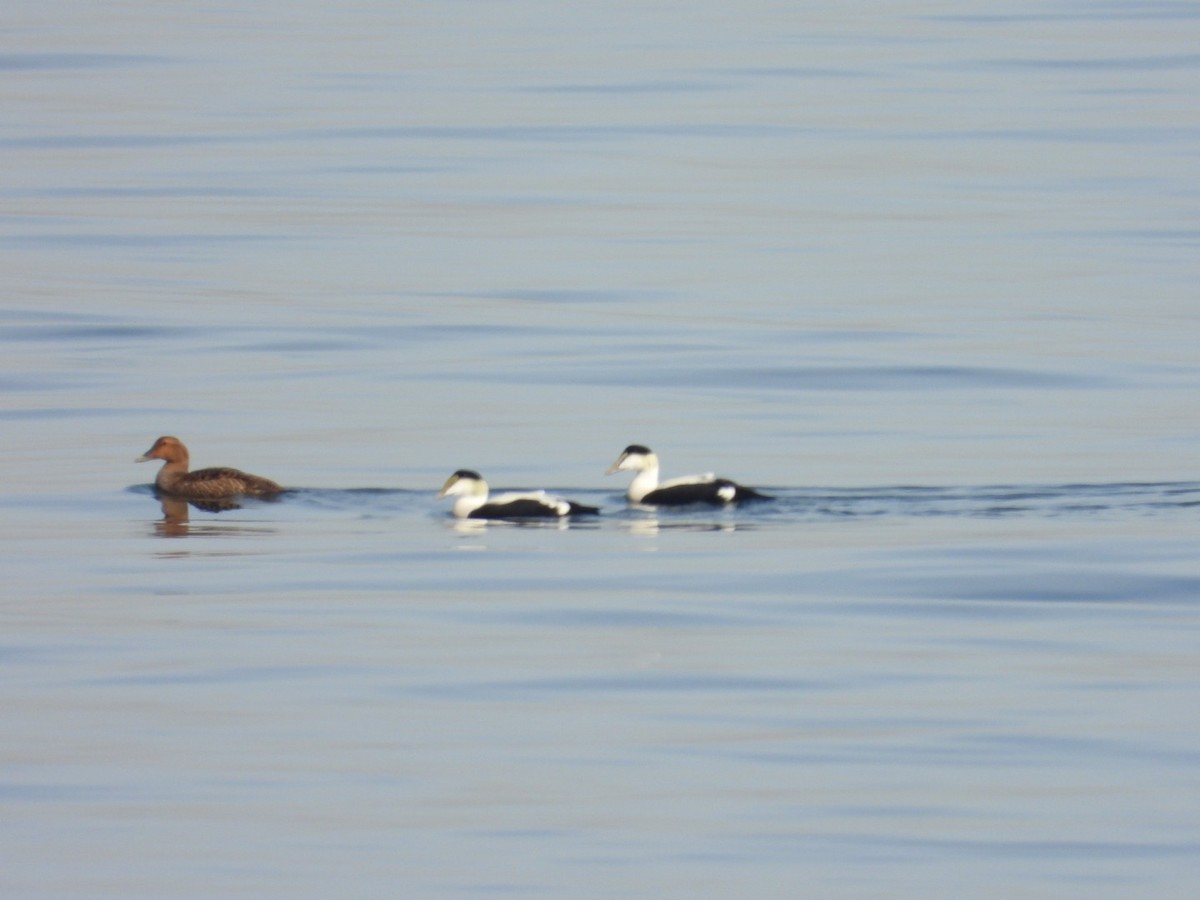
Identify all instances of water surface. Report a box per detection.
[2,1,1198,897]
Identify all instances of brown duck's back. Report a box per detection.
[157,466,283,499]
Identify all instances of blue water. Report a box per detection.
[2,1,1199,897]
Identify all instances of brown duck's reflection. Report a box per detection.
[155,494,192,537]
[149,490,278,538]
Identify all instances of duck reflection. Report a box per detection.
[622,515,742,535]
[147,489,279,538]
[155,494,192,537]
[446,516,576,535]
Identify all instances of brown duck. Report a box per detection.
[136,436,283,500]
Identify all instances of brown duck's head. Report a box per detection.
[136,435,189,465]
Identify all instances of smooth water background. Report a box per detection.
[3,2,1199,897]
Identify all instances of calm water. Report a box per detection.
[3,1,1199,897]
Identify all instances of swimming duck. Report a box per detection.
[136,436,283,500]
[606,444,770,506]
[438,469,600,520]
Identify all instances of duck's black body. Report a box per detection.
[469,496,600,520]
[640,479,771,507]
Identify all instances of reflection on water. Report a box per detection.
[144,490,281,542]
[138,481,1200,547]
[622,516,742,535]
[144,481,1200,529]
[445,516,583,534]
[153,494,191,537]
